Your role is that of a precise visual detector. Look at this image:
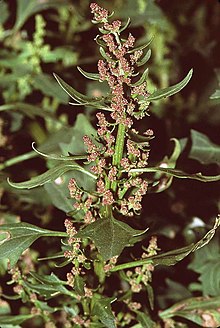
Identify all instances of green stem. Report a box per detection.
[110,258,152,272]
[112,123,126,191]
[0,151,37,170]
[112,124,126,166]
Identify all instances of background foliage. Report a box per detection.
[0,0,219,327]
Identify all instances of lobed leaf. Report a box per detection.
[91,296,116,328]
[111,216,220,272]
[189,129,220,165]
[146,69,193,101]
[7,162,97,189]
[0,222,67,267]
[188,235,220,296]
[75,216,147,261]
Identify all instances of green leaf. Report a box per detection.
[188,235,220,296]
[53,73,107,108]
[146,69,193,101]
[210,69,220,100]
[14,0,67,31]
[111,216,220,272]
[119,17,131,33]
[189,129,220,165]
[159,296,220,327]
[7,162,97,189]
[210,89,220,100]
[77,66,100,81]
[136,49,151,67]
[22,278,73,299]
[74,274,85,296]
[0,1,9,25]
[150,138,182,193]
[43,173,75,213]
[99,47,114,62]
[76,216,147,261]
[128,37,154,54]
[135,310,156,328]
[0,103,56,120]
[32,142,87,161]
[129,166,220,182]
[0,315,34,325]
[59,113,98,156]
[30,272,67,285]
[130,68,149,87]
[92,296,116,328]
[32,73,69,103]
[0,222,67,267]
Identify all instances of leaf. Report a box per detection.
[130,68,149,87]
[189,129,220,165]
[0,315,34,325]
[119,17,131,33]
[0,1,9,25]
[7,162,97,189]
[210,69,220,100]
[128,37,154,54]
[210,89,220,100]
[111,215,220,272]
[99,47,114,62]
[43,173,75,213]
[188,235,220,296]
[136,49,151,67]
[129,166,220,182]
[150,138,182,193]
[32,73,69,103]
[53,73,107,108]
[22,277,73,299]
[0,103,56,120]
[14,0,67,31]
[92,296,116,328]
[74,275,85,296]
[77,66,100,81]
[32,142,87,161]
[0,222,67,267]
[135,310,156,328]
[59,113,98,156]
[76,216,147,261]
[146,69,193,101]
[159,296,220,327]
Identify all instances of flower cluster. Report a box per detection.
[125,237,159,293]
[68,2,153,222]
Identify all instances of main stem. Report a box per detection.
[111,123,126,192]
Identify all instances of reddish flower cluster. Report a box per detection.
[90,3,108,22]
[67,2,154,223]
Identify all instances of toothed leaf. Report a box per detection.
[76,216,147,261]
[0,222,67,267]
